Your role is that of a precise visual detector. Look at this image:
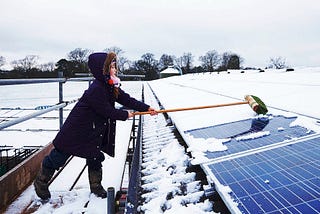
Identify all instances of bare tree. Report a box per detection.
[134,53,159,80]
[159,54,174,70]
[178,52,193,74]
[11,55,39,72]
[104,46,124,56]
[67,48,92,74]
[220,52,242,70]
[221,52,231,70]
[199,50,220,72]
[39,62,55,72]
[0,56,5,68]
[68,48,91,63]
[117,57,130,74]
[268,56,287,69]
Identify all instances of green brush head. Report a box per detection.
[251,95,268,115]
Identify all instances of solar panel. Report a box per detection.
[185,115,315,159]
[202,135,320,214]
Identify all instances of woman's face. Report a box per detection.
[109,63,117,76]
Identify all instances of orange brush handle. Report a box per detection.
[132,101,249,116]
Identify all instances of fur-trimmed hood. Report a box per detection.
[103,52,117,75]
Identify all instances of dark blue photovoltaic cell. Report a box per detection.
[205,136,320,214]
[185,115,314,159]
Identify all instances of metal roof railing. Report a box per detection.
[0,72,93,130]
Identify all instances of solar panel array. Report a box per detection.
[185,115,320,213]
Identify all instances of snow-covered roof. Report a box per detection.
[160,66,181,74]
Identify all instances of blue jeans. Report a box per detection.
[43,147,105,171]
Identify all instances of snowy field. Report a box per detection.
[1,66,320,213]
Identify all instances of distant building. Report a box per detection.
[160,65,182,78]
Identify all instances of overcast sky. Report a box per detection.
[1,0,320,69]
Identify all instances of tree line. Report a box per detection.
[0,47,288,80]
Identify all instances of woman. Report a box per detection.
[34,52,157,200]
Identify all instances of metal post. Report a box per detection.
[107,187,115,214]
[132,116,136,149]
[58,71,64,129]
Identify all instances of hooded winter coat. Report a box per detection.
[53,52,149,159]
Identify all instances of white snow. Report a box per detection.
[1,67,320,213]
[234,131,270,141]
[186,134,230,152]
[160,67,181,74]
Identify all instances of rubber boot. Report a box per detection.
[88,168,107,198]
[34,166,55,200]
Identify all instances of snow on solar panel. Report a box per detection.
[185,115,315,160]
[202,135,320,214]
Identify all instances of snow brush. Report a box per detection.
[133,95,268,116]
